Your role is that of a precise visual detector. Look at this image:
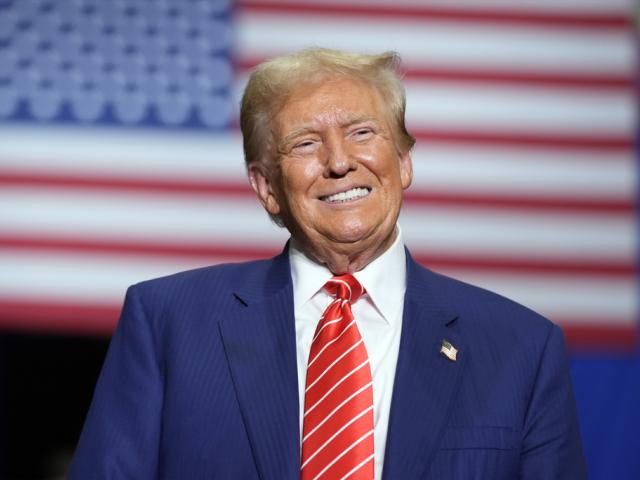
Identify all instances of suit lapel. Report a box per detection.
[382,252,467,479]
[218,251,300,480]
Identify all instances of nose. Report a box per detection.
[323,134,357,178]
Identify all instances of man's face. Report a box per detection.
[250,76,412,271]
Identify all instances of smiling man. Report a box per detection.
[69,49,586,480]
[248,73,412,275]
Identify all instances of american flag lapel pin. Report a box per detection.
[440,339,458,362]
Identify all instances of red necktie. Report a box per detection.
[300,274,374,480]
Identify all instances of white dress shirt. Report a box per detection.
[290,228,407,480]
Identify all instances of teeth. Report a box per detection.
[323,187,370,203]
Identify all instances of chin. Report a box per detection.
[329,220,387,245]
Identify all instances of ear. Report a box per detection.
[399,149,413,190]
[248,163,281,216]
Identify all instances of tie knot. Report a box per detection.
[324,274,364,303]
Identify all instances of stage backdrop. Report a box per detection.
[0,0,637,477]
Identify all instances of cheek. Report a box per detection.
[356,143,400,176]
[281,159,322,195]
[300,159,322,181]
[350,143,376,163]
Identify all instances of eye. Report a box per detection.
[352,127,373,140]
[292,139,317,153]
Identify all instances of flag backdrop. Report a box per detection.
[0,0,638,477]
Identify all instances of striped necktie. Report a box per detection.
[300,274,374,480]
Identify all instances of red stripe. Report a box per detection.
[563,324,638,351]
[410,128,635,150]
[0,300,120,335]
[1,171,633,215]
[404,191,634,214]
[0,171,252,197]
[238,1,632,29]
[404,67,635,90]
[237,59,635,91]
[0,299,635,348]
[0,235,278,261]
[0,235,635,276]
[412,253,635,277]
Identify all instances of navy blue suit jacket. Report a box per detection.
[69,248,586,479]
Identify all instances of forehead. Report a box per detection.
[274,76,387,134]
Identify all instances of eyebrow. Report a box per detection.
[280,126,317,148]
[278,115,380,149]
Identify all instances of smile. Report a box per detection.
[320,187,371,204]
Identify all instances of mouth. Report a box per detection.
[319,187,371,204]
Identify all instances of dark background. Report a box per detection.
[0,333,108,480]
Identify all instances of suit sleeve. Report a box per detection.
[520,324,587,479]
[68,285,163,479]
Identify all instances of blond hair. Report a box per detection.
[240,48,415,168]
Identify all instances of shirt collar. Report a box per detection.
[289,226,407,326]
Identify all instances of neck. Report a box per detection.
[293,228,398,275]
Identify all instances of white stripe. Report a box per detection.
[305,360,370,417]
[0,126,247,180]
[305,339,364,393]
[440,270,639,320]
[237,14,635,75]
[340,453,375,480]
[329,278,352,300]
[301,405,373,469]
[0,186,288,247]
[410,145,636,200]
[404,81,636,135]
[318,302,340,323]
[311,429,375,480]
[303,381,373,443]
[313,315,343,343]
[320,299,342,320]
[399,206,636,261]
[308,320,356,368]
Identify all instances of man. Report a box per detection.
[69,49,586,479]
